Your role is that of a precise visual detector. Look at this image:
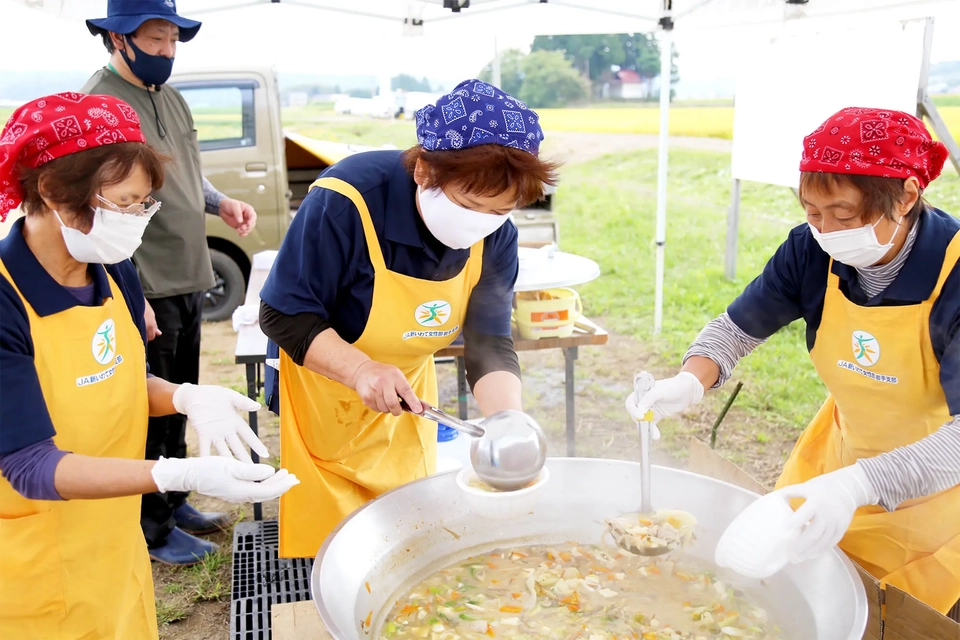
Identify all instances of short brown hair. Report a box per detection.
[18,142,167,223]
[401,144,560,208]
[799,172,925,223]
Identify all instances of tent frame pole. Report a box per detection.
[653,1,673,335]
[724,178,740,281]
[917,17,960,175]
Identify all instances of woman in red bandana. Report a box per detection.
[0,94,298,639]
[625,108,960,616]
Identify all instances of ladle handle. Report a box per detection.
[634,373,656,514]
[399,399,485,438]
[639,422,653,514]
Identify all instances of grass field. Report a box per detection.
[559,148,822,426]
[933,95,960,107]
[553,147,960,427]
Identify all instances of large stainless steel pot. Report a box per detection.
[312,458,868,640]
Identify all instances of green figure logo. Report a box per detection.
[852,330,879,367]
[416,301,450,327]
[92,320,117,365]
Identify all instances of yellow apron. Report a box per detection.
[0,259,156,639]
[777,230,960,614]
[278,177,484,558]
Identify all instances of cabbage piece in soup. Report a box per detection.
[606,510,697,555]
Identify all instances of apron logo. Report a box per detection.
[92,319,117,365]
[852,330,879,367]
[415,300,451,327]
[78,319,124,386]
[404,300,459,339]
[837,330,897,384]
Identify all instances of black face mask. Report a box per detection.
[120,35,174,88]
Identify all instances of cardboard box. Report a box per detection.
[686,437,959,640]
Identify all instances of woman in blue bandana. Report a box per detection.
[258,79,560,557]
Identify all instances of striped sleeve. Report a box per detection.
[682,312,767,388]
[857,415,960,511]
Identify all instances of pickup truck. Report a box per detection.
[169,66,377,321]
[170,66,557,322]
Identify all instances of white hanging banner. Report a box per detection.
[731,18,927,189]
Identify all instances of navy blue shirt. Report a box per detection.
[260,150,519,343]
[0,218,148,455]
[727,206,960,414]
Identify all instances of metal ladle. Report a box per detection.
[611,372,673,557]
[400,400,547,492]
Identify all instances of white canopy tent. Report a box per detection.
[8,0,960,334]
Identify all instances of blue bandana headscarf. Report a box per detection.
[415,79,544,155]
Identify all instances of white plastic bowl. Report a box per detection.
[714,491,801,578]
[455,464,551,520]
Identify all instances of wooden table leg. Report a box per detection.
[563,346,579,457]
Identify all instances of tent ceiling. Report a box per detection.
[14,0,960,34]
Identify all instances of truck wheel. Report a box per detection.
[203,249,246,322]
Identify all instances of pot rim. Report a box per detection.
[311,457,869,640]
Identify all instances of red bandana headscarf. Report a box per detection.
[0,92,146,221]
[800,107,948,189]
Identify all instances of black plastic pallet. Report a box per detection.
[231,519,315,640]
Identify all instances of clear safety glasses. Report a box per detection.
[94,194,162,217]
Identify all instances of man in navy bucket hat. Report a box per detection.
[83,0,264,566]
[86,0,200,89]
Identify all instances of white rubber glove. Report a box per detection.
[624,371,704,426]
[151,456,300,503]
[628,371,661,440]
[781,463,880,563]
[173,383,269,462]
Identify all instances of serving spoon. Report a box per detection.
[607,372,679,557]
[400,400,547,492]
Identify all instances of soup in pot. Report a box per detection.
[379,542,783,640]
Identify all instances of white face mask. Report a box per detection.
[56,206,156,264]
[418,186,510,250]
[808,216,904,269]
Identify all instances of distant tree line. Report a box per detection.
[278,35,682,110]
[478,33,679,109]
[391,74,433,92]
